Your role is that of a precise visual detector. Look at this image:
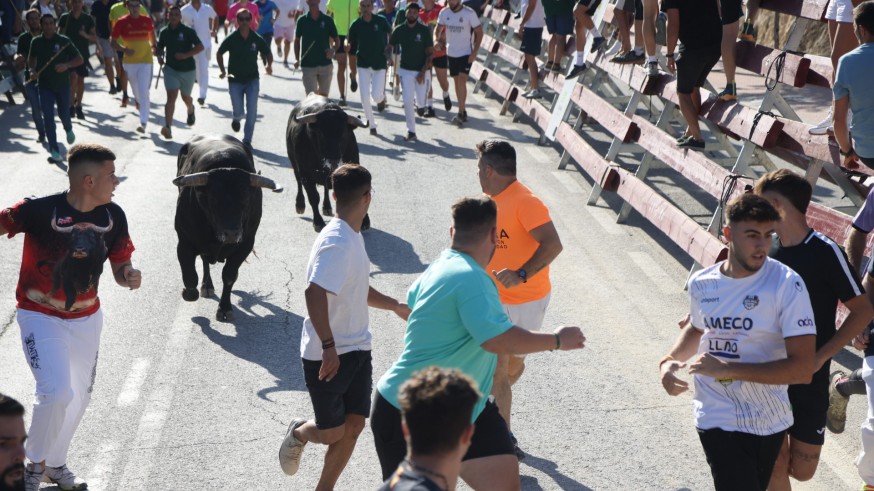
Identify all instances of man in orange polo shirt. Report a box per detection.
[476,139,564,461]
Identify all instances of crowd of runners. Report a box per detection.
[4,0,874,489]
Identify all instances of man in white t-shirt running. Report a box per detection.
[181,0,218,105]
[273,0,302,65]
[278,164,410,490]
[435,0,482,126]
[659,193,816,491]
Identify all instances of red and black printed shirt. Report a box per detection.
[0,192,135,319]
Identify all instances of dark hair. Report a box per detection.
[0,393,25,418]
[451,196,497,244]
[475,139,516,176]
[40,13,55,24]
[168,5,181,13]
[753,169,812,214]
[725,193,780,225]
[856,1,874,34]
[332,164,372,206]
[68,143,116,173]
[236,8,252,19]
[399,367,480,456]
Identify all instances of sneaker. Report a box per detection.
[404,132,417,142]
[460,111,468,123]
[611,50,645,64]
[416,107,425,117]
[523,88,543,99]
[278,419,307,476]
[161,126,172,139]
[71,106,79,119]
[544,61,555,71]
[197,97,205,106]
[509,433,526,462]
[377,99,386,112]
[121,95,129,108]
[75,105,84,120]
[109,86,118,95]
[646,61,660,77]
[678,137,705,150]
[566,63,587,79]
[136,125,146,134]
[187,109,195,126]
[66,128,75,144]
[25,462,44,491]
[809,109,833,135]
[232,119,241,132]
[370,128,378,136]
[827,370,850,434]
[425,106,436,118]
[590,36,606,53]
[739,18,757,42]
[350,77,358,93]
[718,82,737,101]
[50,150,62,163]
[43,464,87,490]
[339,96,347,107]
[675,134,691,144]
[37,131,45,143]
[550,62,562,73]
[283,59,289,68]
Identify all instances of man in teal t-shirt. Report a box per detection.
[371,196,585,489]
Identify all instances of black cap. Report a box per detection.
[406,2,420,9]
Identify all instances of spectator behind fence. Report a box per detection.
[835,1,874,169]
[0,393,26,491]
[378,367,479,491]
[811,0,860,136]
[663,0,721,151]
[542,0,573,74]
[717,0,743,101]
[609,0,644,66]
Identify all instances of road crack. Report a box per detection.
[0,311,15,339]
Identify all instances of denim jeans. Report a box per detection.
[26,81,45,137]
[39,85,72,153]
[228,78,259,145]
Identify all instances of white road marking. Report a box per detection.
[85,442,118,491]
[550,171,586,195]
[525,144,551,163]
[116,358,151,407]
[627,251,679,293]
[586,205,625,235]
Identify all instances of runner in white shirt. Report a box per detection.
[274,0,303,65]
[181,0,218,105]
[659,193,816,491]
[435,0,482,126]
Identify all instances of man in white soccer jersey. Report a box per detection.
[659,193,816,491]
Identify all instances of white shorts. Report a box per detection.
[504,292,551,357]
[274,23,295,41]
[825,0,854,23]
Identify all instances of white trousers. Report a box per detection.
[193,47,211,99]
[124,62,152,126]
[858,356,874,484]
[398,68,429,134]
[18,308,103,467]
[357,67,386,129]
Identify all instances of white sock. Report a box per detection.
[427,98,432,107]
[575,51,585,65]
[591,27,602,38]
[634,46,643,55]
[647,55,658,63]
[442,90,449,99]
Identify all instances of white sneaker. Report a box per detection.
[809,108,833,135]
[279,419,307,476]
[605,40,621,57]
[43,464,87,490]
[24,463,44,491]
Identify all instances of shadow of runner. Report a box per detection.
[521,454,594,491]
[364,227,426,276]
[192,289,306,400]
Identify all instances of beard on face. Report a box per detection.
[0,463,24,491]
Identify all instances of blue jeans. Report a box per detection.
[228,79,259,145]
[26,82,45,137]
[39,86,72,153]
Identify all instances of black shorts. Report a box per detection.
[698,428,786,491]
[448,55,472,77]
[576,0,602,15]
[218,14,227,25]
[520,27,543,56]
[620,0,643,19]
[788,364,830,445]
[721,0,744,25]
[68,63,88,77]
[371,393,515,480]
[302,350,372,430]
[432,54,448,69]
[117,50,125,63]
[675,45,721,94]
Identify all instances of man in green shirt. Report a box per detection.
[347,0,390,134]
[295,0,339,97]
[29,14,84,163]
[157,5,205,139]
[58,0,97,120]
[217,8,273,148]
[388,3,432,142]
[326,0,356,105]
[15,9,45,144]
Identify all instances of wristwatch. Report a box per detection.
[517,269,528,283]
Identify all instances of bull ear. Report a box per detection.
[347,115,369,129]
[295,113,319,125]
[173,172,210,187]
[249,174,284,193]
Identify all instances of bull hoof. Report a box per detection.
[200,286,215,298]
[314,222,325,232]
[362,215,371,231]
[322,209,334,218]
[216,308,235,322]
[295,204,305,214]
[182,288,199,302]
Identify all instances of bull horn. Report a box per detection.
[294,113,320,125]
[347,115,369,128]
[88,210,114,234]
[173,172,210,187]
[51,209,74,233]
[249,174,284,193]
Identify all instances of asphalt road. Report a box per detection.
[0,43,867,490]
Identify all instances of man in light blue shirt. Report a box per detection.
[835,2,874,169]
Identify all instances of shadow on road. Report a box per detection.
[521,454,594,491]
[364,227,426,276]
[193,289,305,400]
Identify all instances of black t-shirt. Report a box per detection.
[770,230,864,352]
[90,0,117,38]
[661,0,722,50]
[377,462,444,491]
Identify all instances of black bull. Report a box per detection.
[174,134,282,322]
[286,94,369,232]
[49,209,113,311]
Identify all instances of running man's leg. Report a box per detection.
[371,68,386,106]
[194,47,211,101]
[25,82,45,140]
[38,87,59,153]
[165,88,179,129]
[641,0,658,59]
[698,428,786,490]
[242,79,259,145]
[398,68,417,134]
[228,80,244,128]
[358,67,375,127]
[458,400,520,491]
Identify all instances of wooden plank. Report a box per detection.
[804,53,832,89]
[469,61,489,85]
[588,54,673,95]
[556,122,620,192]
[571,84,639,143]
[759,0,828,21]
[513,94,554,131]
[496,42,526,69]
[484,7,511,26]
[734,41,810,88]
